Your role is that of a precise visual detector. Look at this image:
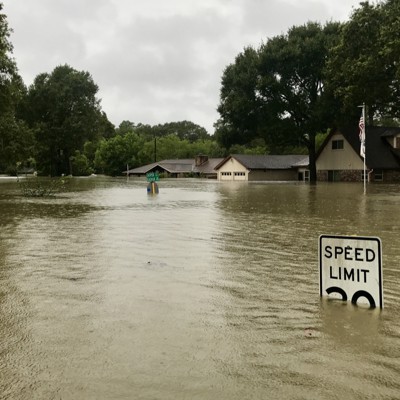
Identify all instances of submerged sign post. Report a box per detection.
[146,171,159,195]
[319,235,383,308]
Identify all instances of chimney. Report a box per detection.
[195,154,208,166]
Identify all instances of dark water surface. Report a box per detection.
[1,177,400,399]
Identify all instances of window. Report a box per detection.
[374,170,383,181]
[328,170,340,182]
[304,170,310,182]
[332,140,344,150]
[234,172,245,176]
[221,172,232,176]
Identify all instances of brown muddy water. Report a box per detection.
[0,177,400,399]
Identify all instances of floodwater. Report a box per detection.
[1,177,400,400]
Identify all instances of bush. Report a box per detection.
[18,176,69,197]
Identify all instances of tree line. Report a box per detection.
[0,3,227,176]
[216,0,400,181]
[0,1,399,179]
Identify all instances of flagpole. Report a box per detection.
[358,104,366,194]
[362,104,366,194]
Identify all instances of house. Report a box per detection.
[316,126,400,182]
[125,155,224,178]
[214,154,309,181]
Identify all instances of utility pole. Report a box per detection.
[154,134,157,163]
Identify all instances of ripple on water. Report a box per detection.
[1,179,400,399]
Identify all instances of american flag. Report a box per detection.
[359,112,365,158]
[359,116,365,141]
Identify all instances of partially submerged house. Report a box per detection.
[316,126,400,182]
[126,155,223,178]
[125,154,310,181]
[214,154,309,181]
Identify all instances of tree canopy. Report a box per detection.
[217,22,342,181]
[23,64,111,175]
[216,0,400,181]
[216,47,261,148]
[0,3,30,174]
[116,120,210,142]
[327,0,400,125]
[2,0,400,177]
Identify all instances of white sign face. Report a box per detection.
[319,235,383,308]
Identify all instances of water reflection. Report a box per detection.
[0,178,400,399]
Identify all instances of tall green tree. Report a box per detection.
[153,121,210,142]
[326,2,389,124]
[216,47,261,148]
[0,3,18,114]
[374,0,400,120]
[0,114,34,174]
[217,22,342,182]
[23,64,111,175]
[257,22,342,182]
[0,3,33,173]
[327,0,400,125]
[94,132,146,176]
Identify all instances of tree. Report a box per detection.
[375,0,400,120]
[190,139,225,158]
[116,120,136,136]
[153,121,210,142]
[69,150,93,176]
[23,64,111,175]
[216,47,261,148]
[99,111,115,139]
[326,0,400,126]
[217,22,342,182]
[326,2,389,125]
[0,3,33,173]
[153,134,191,160]
[0,114,34,174]
[94,132,145,176]
[0,3,19,114]
[257,22,342,181]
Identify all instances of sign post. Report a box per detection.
[319,235,383,308]
[146,171,159,195]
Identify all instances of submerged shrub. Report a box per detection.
[18,176,69,197]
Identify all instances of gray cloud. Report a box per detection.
[4,0,361,133]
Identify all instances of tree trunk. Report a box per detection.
[308,134,317,183]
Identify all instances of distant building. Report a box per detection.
[214,154,309,181]
[316,126,400,182]
[125,155,224,179]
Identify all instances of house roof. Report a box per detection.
[126,158,223,175]
[126,159,194,174]
[215,154,309,170]
[192,158,224,174]
[320,126,400,170]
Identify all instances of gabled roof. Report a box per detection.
[318,126,400,170]
[126,158,223,175]
[362,127,400,169]
[215,154,309,170]
[127,159,194,174]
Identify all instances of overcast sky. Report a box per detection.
[3,0,362,134]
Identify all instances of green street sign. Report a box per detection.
[146,172,159,182]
